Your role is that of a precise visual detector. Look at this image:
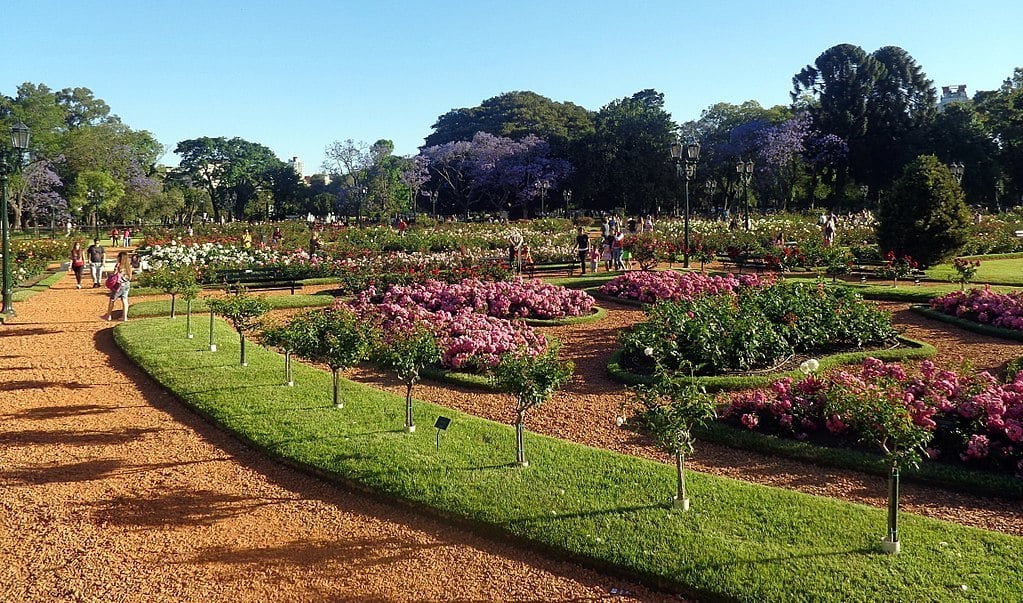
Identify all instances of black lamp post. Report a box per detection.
[671,140,700,268]
[429,190,438,218]
[563,189,572,217]
[534,180,549,217]
[950,162,965,184]
[736,159,754,230]
[705,180,717,214]
[2,120,31,317]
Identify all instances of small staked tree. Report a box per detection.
[634,353,717,511]
[143,265,199,319]
[493,342,573,467]
[207,290,271,366]
[295,307,375,409]
[372,325,441,433]
[181,281,202,339]
[261,315,319,387]
[825,382,930,554]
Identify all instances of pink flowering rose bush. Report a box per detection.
[930,286,1023,331]
[721,358,1023,477]
[357,278,595,320]
[342,293,547,373]
[598,270,771,304]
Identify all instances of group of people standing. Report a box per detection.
[69,238,133,321]
[572,214,655,274]
[109,227,134,247]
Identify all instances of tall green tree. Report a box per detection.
[878,155,971,266]
[975,68,1023,205]
[174,136,281,220]
[425,90,594,154]
[864,46,937,191]
[575,89,678,214]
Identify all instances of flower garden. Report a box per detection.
[18,212,1023,601]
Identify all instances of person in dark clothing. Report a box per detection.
[575,227,590,274]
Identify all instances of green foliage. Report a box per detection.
[824,378,930,472]
[373,327,441,389]
[950,258,981,289]
[878,155,972,267]
[493,342,574,417]
[620,283,898,376]
[635,361,717,459]
[286,307,375,372]
[206,291,271,336]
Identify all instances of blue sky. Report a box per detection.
[2,0,1020,174]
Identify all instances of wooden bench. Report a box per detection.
[524,262,578,279]
[210,267,304,294]
[849,265,927,285]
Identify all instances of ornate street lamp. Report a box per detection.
[87,189,103,239]
[671,140,700,268]
[2,120,31,316]
[534,180,549,217]
[736,159,754,231]
[563,189,572,216]
[950,162,965,184]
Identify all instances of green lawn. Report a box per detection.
[926,255,1023,286]
[114,317,1023,603]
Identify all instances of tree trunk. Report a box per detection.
[405,384,415,432]
[886,465,900,548]
[285,350,293,386]
[185,300,193,338]
[239,332,246,366]
[674,451,690,510]
[515,411,527,466]
[332,368,343,409]
[170,294,177,319]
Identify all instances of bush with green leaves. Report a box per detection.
[372,326,441,433]
[207,291,271,366]
[283,307,376,409]
[633,354,718,510]
[877,155,972,268]
[139,265,199,318]
[492,342,574,467]
[619,282,898,376]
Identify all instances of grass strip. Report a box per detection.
[128,293,335,318]
[909,304,1023,343]
[114,317,1023,602]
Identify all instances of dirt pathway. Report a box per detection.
[0,274,672,603]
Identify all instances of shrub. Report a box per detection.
[877,155,971,267]
[619,282,897,376]
[930,286,1023,331]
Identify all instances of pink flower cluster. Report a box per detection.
[343,289,547,372]
[723,358,1023,476]
[598,271,771,304]
[359,278,594,320]
[930,286,1023,331]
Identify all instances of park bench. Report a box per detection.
[209,267,304,294]
[524,261,578,279]
[849,264,928,285]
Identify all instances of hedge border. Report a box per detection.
[909,304,1023,343]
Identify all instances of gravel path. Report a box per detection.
[0,273,674,603]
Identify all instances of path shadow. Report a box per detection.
[0,426,161,448]
[0,379,94,392]
[87,487,299,528]
[0,327,60,337]
[2,403,112,420]
[186,535,447,570]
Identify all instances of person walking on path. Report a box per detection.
[575,227,590,275]
[86,238,105,288]
[69,241,86,289]
[103,250,132,321]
